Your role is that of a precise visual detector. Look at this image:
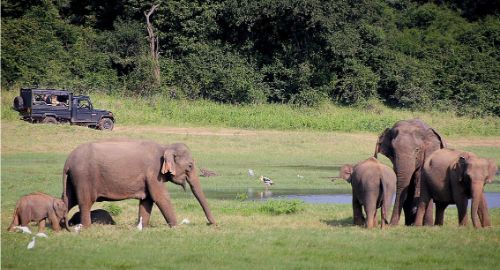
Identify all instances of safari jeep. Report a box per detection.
[13,88,115,131]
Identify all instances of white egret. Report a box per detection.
[35,232,48,238]
[137,216,143,231]
[74,224,83,233]
[15,226,32,234]
[27,237,36,250]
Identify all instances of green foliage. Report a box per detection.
[103,203,123,216]
[259,199,305,215]
[1,2,118,91]
[235,193,249,202]
[1,0,499,116]
[173,46,269,103]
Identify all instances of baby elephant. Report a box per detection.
[416,149,497,228]
[8,192,68,232]
[339,157,396,228]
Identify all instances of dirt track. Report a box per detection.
[115,126,500,147]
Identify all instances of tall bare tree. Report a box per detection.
[145,4,160,86]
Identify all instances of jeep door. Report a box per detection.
[73,98,98,123]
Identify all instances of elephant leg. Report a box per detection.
[38,219,46,233]
[365,205,376,229]
[456,198,468,226]
[78,201,93,227]
[415,200,428,226]
[423,199,434,226]
[352,197,365,226]
[49,214,61,232]
[479,196,491,227]
[390,188,407,226]
[415,179,430,226]
[403,195,415,226]
[147,180,177,227]
[138,197,154,227]
[20,215,30,227]
[381,205,386,229]
[434,202,448,226]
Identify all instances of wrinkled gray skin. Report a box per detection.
[62,139,215,228]
[375,119,447,226]
[416,149,497,228]
[340,157,396,228]
[8,192,68,232]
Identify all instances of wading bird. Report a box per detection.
[27,237,36,250]
[137,216,143,231]
[15,226,32,234]
[259,176,274,190]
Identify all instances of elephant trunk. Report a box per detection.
[470,183,484,228]
[188,168,216,225]
[390,157,416,226]
[63,213,70,232]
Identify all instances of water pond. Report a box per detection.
[172,188,500,208]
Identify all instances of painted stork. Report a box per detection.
[259,176,274,188]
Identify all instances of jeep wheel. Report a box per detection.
[42,116,58,124]
[98,118,114,131]
[13,96,25,111]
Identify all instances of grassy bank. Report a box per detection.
[2,90,499,136]
[2,119,500,269]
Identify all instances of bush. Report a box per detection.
[258,200,305,215]
[103,203,122,217]
[174,46,269,104]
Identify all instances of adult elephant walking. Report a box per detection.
[374,119,446,225]
[62,139,216,228]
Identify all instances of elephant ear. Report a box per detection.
[486,159,497,184]
[339,164,354,182]
[428,128,447,148]
[162,150,177,176]
[374,128,393,160]
[53,200,67,219]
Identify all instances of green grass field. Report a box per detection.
[2,94,500,269]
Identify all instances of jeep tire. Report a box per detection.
[98,118,114,131]
[42,116,58,124]
[13,96,24,111]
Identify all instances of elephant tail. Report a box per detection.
[62,162,73,231]
[380,179,391,227]
[8,202,21,231]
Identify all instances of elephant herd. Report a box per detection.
[8,119,497,233]
[342,119,497,228]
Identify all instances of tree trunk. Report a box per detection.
[145,4,160,86]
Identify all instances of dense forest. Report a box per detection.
[2,0,499,116]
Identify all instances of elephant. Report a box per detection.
[68,209,116,226]
[374,119,446,226]
[62,139,216,228]
[339,157,396,228]
[8,192,68,232]
[415,149,497,228]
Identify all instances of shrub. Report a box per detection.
[258,200,305,215]
[103,203,122,216]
